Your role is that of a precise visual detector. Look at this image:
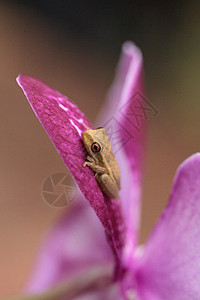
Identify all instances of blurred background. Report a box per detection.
[1,0,200,296]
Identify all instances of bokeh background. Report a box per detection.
[1,0,200,296]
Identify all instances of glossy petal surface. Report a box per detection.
[135,153,200,300]
[17,75,124,259]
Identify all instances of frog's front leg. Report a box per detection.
[85,155,94,163]
[97,173,120,200]
[83,156,107,174]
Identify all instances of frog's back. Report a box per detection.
[109,154,121,189]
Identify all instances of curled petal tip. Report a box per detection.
[122,41,142,58]
[179,152,200,169]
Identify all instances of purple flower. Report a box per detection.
[17,42,200,300]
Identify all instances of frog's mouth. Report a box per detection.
[82,131,92,148]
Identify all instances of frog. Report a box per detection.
[82,127,121,200]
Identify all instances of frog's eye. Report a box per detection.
[91,142,101,153]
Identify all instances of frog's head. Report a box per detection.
[82,127,112,162]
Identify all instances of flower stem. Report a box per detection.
[3,265,114,300]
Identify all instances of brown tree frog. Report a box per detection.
[82,128,121,200]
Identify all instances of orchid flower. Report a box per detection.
[14,42,200,300]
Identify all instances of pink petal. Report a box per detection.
[135,153,200,300]
[17,75,124,260]
[98,42,147,267]
[16,42,147,295]
[26,199,113,293]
